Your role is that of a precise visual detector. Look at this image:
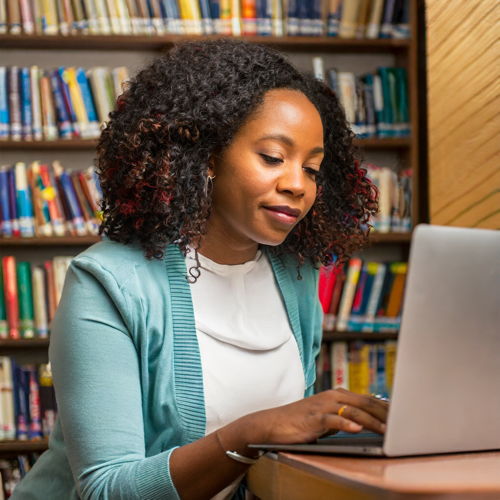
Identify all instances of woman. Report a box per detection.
[14,39,384,500]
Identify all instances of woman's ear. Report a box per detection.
[208,155,216,178]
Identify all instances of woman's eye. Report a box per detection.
[260,154,283,165]
[304,167,320,177]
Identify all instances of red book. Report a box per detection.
[318,266,340,314]
[2,256,20,339]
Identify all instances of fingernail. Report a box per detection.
[349,422,362,430]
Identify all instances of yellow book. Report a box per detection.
[114,0,132,33]
[178,0,202,35]
[230,0,241,36]
[62,67,89,138]
[384,340,397,395]
[271,0,283,36]
[104,0,121,33]
[339,0,362,38]
[348,343,370,395]
[93,0,112,34]
[336,257,363,331]
[219,0,231,35]
[42,0,59,34]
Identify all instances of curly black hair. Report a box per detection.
[96,39,377,271]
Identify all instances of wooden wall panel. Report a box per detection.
[426,0,500,229]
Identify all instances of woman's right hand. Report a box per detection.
[246,388,388,446]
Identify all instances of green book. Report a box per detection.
[0,267,8,338]
[16,262,35,339]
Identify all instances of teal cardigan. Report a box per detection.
[13,240,322,500]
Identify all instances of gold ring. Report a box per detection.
[338,405,347,417]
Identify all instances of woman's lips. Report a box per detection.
[262,205,301,225]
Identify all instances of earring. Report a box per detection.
[204,174,216,197]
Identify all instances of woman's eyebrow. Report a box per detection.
[257,134,324,155]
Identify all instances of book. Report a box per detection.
[0,67,8,140]
[336,257,362,331]
[0,357,16,439]
[16,262,35,338]
[31,265,49,337]
[326,0,342,37]
[0,269,8,338]
[8,67,22,141]
[338,0,361,38]
[348,341,370,394]
[38,363,57,437]
[330,341,349,389]
[25,365,43,439]
[323,267,345,331]
[348,261,377,331]
[366,0,384,38]
[2,257,20,340]
[14,162,35,237]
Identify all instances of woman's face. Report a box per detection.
[204,88,324,262]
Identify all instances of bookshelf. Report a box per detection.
[0,0,426,470]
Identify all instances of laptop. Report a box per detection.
[250,224,500,457]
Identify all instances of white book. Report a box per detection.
[337,72,357,128]
[362,262,387,332]
[93,0,111,34]
[104,0,121,33]
[0,357,16,440]
[30,66,43,141]
[53,256,72,306]
[366,0,384,39]
[312,57,325,82]
[330,342,349,390]
[87,68,113,125]
[336,257,362,331]
[32,266,49,337]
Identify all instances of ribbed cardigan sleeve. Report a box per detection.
[49,259,180,500]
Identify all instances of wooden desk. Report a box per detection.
[247,451,500,499]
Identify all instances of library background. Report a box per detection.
[0,0,497,495]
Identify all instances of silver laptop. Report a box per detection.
[251,224,500,457]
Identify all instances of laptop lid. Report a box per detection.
[383,224,500,456]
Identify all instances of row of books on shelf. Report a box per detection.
[0,0,410,39]
[315,60,410,139]
[315,340,397,398]
[0,62,409,142]
[365,164,411,233]
[0,358,56,442]
[0,162,101,239]
[319,258,408,333]
[0,65,129,141]
[1,256,71,339]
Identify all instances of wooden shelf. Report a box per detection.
[0,34,410,52]
[0,233,411,246]
[323,332,398,342]
[0,439,48,453]
[0,137,411,150]
[0,236,100,246]
[0,339,49,349]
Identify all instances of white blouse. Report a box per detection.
[187,247,305,499]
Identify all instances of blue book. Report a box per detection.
[297,0,311,35]
[327,0,342,36]
[57,67,79,137]
[199,0,214,34]
[12,361,30,441]
[7,168,21,237]
[75,68,100,137]
[361,74,377,138]
[286,0,299,36]
[50,70,73,138]
[0,67,9,139]
[0,166,13,237]
[14,162,35,237]
[57,166,86,235]
[311,0,323,35]
[256,0,272,35]
[19,67,32,140]
[393,0,410,38]
[380,0,396,38]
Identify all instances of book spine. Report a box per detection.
[366,0,384,39]
[32,266,49,337]
[63,67,90,139]
[0,0,7,34]
[0,268,8,338]
[40,71,58,140]
[57,67,80,137]
[362,262,386,332]
[50,70,73,139]
[0,357,16,439]
[380,0,396,38]
[39,163,66,236]
[8,67,22,141]
[54,162,86,235]
[38,363,57,437]
[30,66,43,141]
[43,260,57,321]
[0,67,8,140]
[26,365,43,439]
[336,257,362,331]
[12,361,29,440]
[241,0,256,35]
[2,257,20,340]
[19,67,33,141]
[7,0,22,33]
[8,168,21,237]
[330,341,349,389]
[0,166,13,237]
[14,162,36,237]
[16,262,35,339]
[75,67,100,138]
[326,0,342,37]
[19,0,35,33]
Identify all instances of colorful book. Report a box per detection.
[16,262,35,338]
[336,257,362,331]
[2,256,20,339]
